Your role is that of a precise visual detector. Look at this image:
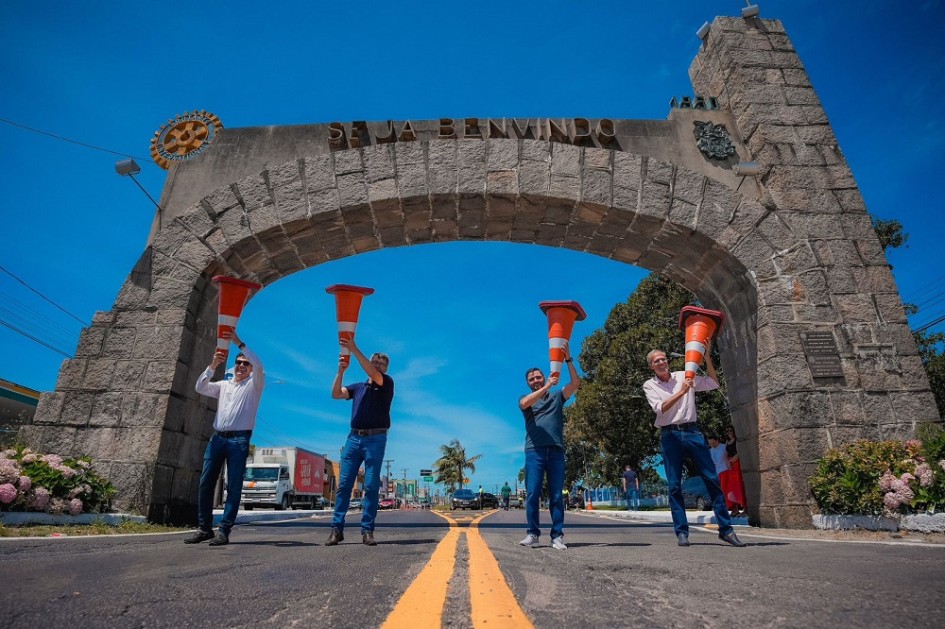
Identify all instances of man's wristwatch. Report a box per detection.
[565,358,573,363]
[237,342,246,350]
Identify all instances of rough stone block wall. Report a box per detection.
[690,16,938,527]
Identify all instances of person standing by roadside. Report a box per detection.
[642,345,745,548]
[622,465,640,511]
[326,338,394,547]
[186,330,265,547]
[500,481,512,510]
[518,342,581,550]
[707,435,731,510]
[724,425,747,517]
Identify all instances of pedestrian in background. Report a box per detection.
[725,425,747,517]
[622,464,640,511]
[707,435,731,510]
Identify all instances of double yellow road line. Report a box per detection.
[381,511,533,629]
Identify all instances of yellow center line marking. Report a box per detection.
[380,513,460,629]
[381,510,533,629]
[468,513,534,629]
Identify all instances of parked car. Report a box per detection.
[451,489,478,510]
[378,497,397,510]
[567,492,585,510]
[682,476,712,510]
[349,498,363,511]
[479,492,499,509]
[507,494,523,509]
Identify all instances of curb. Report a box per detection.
[813,512,945,533]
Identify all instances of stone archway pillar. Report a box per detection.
[690,16,938,527]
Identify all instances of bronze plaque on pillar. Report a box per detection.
[800,331,844,378]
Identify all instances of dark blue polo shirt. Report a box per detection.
[346,373,394,429]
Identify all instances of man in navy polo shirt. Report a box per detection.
[326,337,394,547]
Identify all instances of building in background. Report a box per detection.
[0,378,39,446]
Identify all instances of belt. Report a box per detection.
[351,428,388,436]
[661,423,698,432]
[215,430,252,438]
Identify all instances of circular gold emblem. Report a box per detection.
[150,110,223,169]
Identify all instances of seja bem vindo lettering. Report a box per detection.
[327,118,618,150]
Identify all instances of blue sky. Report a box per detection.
[2,1,944,495]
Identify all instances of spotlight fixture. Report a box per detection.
[696,22,711,40]
[742,3,760,19]
[735,161,761,176]
[115,158,142,176]
[114,158,161,210]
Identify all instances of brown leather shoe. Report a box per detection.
[719,532,747,547]
[326,529,344,546]
[362,531,377,546]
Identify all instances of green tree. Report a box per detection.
[567,274,730,486]
[434,439,482,493]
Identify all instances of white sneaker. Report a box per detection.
[519,534,539,547]
[551,537,567,550]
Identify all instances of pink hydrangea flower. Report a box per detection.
[878,471,896,492]
[68,498,83,516]
[20,453,37,464]
[0,482,17,504]
[41,454,63,467]
[883,492,901,510]
[47,498,66,515]
[939,460,945,472]
[0,462,19,485]
[31,487,50,511]
[17,476,31,492]
[58,466,77,479]
[915,463,934,487]
[75,460,90,470]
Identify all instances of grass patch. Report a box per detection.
[0,521,188,537]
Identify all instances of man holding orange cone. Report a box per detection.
[186,329,265,547]
[642,342,745,548]
[326,337,394,547]
[518,341,580,550]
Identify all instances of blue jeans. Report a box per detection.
[332,432,388,533]
[197,431,251,536]
[626,488,640,510]
[524,446,565,539]
[660,425,732,537]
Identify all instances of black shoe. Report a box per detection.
[719,532,747,547]
[208,532,229,546]
[326,529,344,546]
[184,530,214,544]
[677,533,690,547]
[362,532,377,546]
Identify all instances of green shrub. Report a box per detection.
[809,429,945,515]
[0,445,116,514]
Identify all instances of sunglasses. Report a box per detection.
[235,360,252,367]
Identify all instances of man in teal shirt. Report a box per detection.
[500,481,512,510]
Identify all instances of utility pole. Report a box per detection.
[384,459,394,498]
[402,468,409,507]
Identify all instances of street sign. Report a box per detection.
[423,476,434,482]
[420,469,432,476]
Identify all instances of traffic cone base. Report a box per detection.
[539,300,587,379]
[678,306,725,379]
[326,284,375,365]
[212,276,262,358]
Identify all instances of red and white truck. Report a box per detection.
[240,447,327,510]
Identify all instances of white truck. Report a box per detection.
[240,447,327,510]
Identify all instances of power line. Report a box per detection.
[0,263,88,326]
[0,317,70,357]
[0,116,150,162]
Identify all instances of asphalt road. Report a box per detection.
[2,508,943,628]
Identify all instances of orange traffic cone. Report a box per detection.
[678,306,725,380]
[212,276,262,358]
[325,284,375,366]
[539,301,587,379]
[586,493,594,510]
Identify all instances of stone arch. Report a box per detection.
[22,15,938,528]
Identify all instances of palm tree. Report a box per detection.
[434,439,482,493]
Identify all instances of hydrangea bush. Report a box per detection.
[809,424,945,516]
[0,445,116,515]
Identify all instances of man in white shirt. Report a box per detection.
[185,330,265,547]
[642,345,744,548]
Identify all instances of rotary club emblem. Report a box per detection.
[150,110,223,169]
